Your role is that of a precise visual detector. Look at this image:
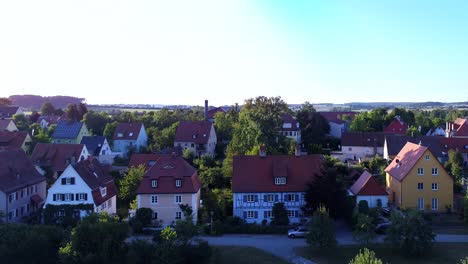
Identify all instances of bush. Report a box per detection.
[129,218,144,234]
[358,200,370,214]
[349,248,383,264]
[271,202,289,226]
[306,205,337,248]
[135,208,153,227]
[459,257,468,264]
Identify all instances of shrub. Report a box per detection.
[349,248,383,264]
[271,202,289,226]
[135,208,153,227]
[306,205,337,248]
[459,257,468,264]
[358,200,370,214]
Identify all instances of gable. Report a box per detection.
[48,165,92,194]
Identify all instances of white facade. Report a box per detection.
[355,195,388,208]
[280,122,301,143]
[44,165,116,215]
[233,192,306,224]
[426,127,445,137]
[174,125,217,157]
[329,122,345,139]
[114,125,148,156]
[341,146,384,162]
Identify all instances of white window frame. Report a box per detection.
[286,194,296,202]
[431,198,438,211]
[175,211,182,220]
[417,197,424,210]
[64,193,72,201]
[246,211,256,219]
[287,210,297,218]
[432,168,438,175]
[265,194,275,202]
[417,168,424,175]
[107,199,112,207]
[246,195,255,203]
[78,193,86,201]
[425,155,430,160]
[65,177,74,185]
[265,211,273,218]
[417,182,424,190]
[431,183,438,191]
[150,195,158,204]
[274,177,286,185]
[100,187,107,197]
[175,179,182,188]
[175,195,182,204]
[151,180,158,188]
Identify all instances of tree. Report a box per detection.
[119,165,145,207]
[0,97,12,106]
[65,104,81,121]
[40,102,56,116]
[83,110,110,135]
[385,209,435,256]
[306,205,337,248]
[445,149,464,181]
[78,103,88,119]
[271,202,289,226]
[103,121,119,146]
[353,214,376,245]
[12,114,30,131]
[182,148,195,164]
[296,102,330,153]
[464,192,468,224]
[459,257,468,264]
[349,248,383,264]
[29,111,40,123]
[358,200,370,214]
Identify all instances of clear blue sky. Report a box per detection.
[1,0,467,105]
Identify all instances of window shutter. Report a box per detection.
[53,194,56,201]
[61,178,66,185]
[254,195,258,202]
[295,195,299,201]
[243,212,247,219]
[254,211,258,219]
[275,195,279,202]
[243,195,247,202]
[76,194,79,200]
[71,178,75,184]
[70,193,74,201]
[84,193,88,200]
[263,195,267,202]
[61,194,65,201]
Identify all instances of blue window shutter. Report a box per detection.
[254,195,258,202]
[243,195,247,202]
[254,211,258,219]
[243,212,247,219]
[263,195,267,202]
[295,195,299,201]
[53,194,56,201]
[275,195,279,202]
[61,178,66,185]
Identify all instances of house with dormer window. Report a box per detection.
[279,114,301,143]
[51,121,90,144]
[174,121,217,157]
[135,155,201,225]
[44,157,117,218]
[232,149,323,224]
[113,123,148,156]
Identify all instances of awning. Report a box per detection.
[30,194,44,204]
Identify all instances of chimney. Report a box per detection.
[259,145,267,158]
[204,100,208,121]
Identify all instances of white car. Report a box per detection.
[288,227,308,238]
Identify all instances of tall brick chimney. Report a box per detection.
[204,100,208,120]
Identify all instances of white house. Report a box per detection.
[44,157,117,218]
[174,121,217,157]
[279,114,301,143]
[348,171,388,208]
[426,126,445,137]
[232,150,323,224]
[113,123,148,156]
[80,136,115,165]
[339,132,389,162]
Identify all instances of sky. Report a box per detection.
[1,0,468,106]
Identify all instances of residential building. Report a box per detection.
[439,137,468,167]
[385,142,453,212]
[348,171,388,208]
[426,126,445,137]
[279,114,301,143]
[136,155,202,225]
[446,118,468,138]
[37,115,62,129]
[0,106,23,119]
[0,149,46,223]
[31,143,90,179]
[0,131,32,152]
[206,107,227,122]
[129,153,168,171]
[0,119,18,131]
[384,116,408,135]
[339,132,390,162]
[174,121,217,157]
[319,112,357,138]
[80,136,115,165]
[44,157,117,217]
[232,151,323,224]
[51,121,90,144]
[113,123,148,156]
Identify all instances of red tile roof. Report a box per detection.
[207,107,227,119]
[174,121,213,144]
[136,156,201,194]
[0,119,16,131]
[232,155,324,193]
[280,114,300,131]
[385,142,428,182]
[0,131,29,150]
[342,132,391,147]
[453,118,468,137]
[113,123,144,140]
[0,106,20,118]
[72,157,117,206]
[349,171,388,196]
[319,112,357,124]
[383,117,408,134]
[31,143,87,172]
[0,149,45,193]
[439,137,468,154]
[129,153,171,171]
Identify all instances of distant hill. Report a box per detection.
[9,95,85,111]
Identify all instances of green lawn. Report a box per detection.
[295,243,468,264]
[209,246,289,264]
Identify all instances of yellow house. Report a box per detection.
[385,142,453,212]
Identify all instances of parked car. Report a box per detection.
[374,222,391,235]
[288,227,308,238]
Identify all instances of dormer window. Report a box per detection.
[100,187,107,197]
[148,160,156,166]
[274,177,286,185]
[192,134,197,139]
[175,179,182,188]
[129,132,133,137]
[117,133,123,138]
[151,179,158,188]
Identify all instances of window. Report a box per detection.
[432,183,438,190]
[175,195,182,204]
[108,199,112,207]
[151,195,158,204]
[101,203,106,210]
[274,177,286,185]
[417,197,424,210]
[64,193,73,201]
[153,212,158,219]
[62,177,75,185]
[77,193,87,201]
[100,187,107,197]
[417,168,424,175]
[264,194,275,202]
[129,132,133,137]
[287,210,298,218]
[285,194,297,202]
[417,182,424,190]
[432,168,438,175]
[117,133,123,138]
[246,195,256,203]
[151,180,158,188]
[175,179,182,187]
[34,185,37,193]
[431,198,438,211]
[425,155,430,160]
[8,192,16,203]
[56,210,65,217]
[264,211,274,218]
[246,211,256,219]
[175,211,182,220]
[20,189,24,198]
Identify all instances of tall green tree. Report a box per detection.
[12,114,30,131]
[353,214,376,245]
[296,102,330,153]
[65,104,81,121]
[306,205,337,248]
[83,111,110,135]
[40,102,56,116]
[445,149,464,181]
[119,165,146,207]
[271,202,289,226]
[103,121,119,146]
